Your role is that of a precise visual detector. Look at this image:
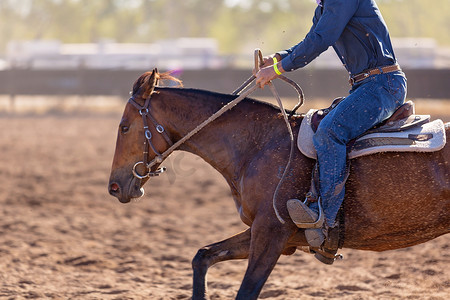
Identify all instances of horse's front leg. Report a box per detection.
[192,228,251,300]
[236,217,295,300]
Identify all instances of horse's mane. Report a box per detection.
[159,86,299,117]
[132,70,183,95]
[133,70,298,116]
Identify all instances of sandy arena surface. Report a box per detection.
[0,97,449,299]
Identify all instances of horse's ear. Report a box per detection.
[141,68,158,99]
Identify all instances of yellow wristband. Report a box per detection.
[273,57,282,75]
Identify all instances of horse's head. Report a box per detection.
[108,69,180,203]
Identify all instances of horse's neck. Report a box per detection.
[157,88,281,180]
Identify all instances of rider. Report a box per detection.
[255,0,407,247]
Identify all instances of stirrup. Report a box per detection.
[287,198,324,229]
[314,248,344,265]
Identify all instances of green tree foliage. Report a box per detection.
[0,0,449,55]
[377,0,450,46]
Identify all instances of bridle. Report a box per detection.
[126,49,306,225]
[126,84,258,181]
[128,95,172,179]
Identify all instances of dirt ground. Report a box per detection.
[0,96,449,299]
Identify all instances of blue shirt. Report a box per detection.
[279,0,397,76]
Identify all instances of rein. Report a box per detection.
[129,85,259,179]
[233,49,302,224]
[130,49,305,224]
[267,82,295,224]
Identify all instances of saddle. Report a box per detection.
[296,98,447,265]
[298,98,446,160]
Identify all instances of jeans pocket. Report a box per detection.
[387,73,407,104]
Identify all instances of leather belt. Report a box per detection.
[349,64,401,85]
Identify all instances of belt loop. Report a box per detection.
[349,77,355,86]
[378,67,384,74]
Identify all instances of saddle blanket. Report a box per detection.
[298,109,447,160]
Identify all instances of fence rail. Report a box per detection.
[0,68,449,100]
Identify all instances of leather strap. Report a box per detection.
[349,64,401,85]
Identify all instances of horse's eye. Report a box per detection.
[120,125,129,134]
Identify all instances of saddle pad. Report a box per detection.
[298,109,447,160]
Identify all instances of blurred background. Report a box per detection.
[0,0,450,111]
[0,2,449,298]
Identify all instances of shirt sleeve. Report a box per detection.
[281,0,359,72]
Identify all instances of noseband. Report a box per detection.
[128,95,173,179]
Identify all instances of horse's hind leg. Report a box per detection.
[192,228,251,300]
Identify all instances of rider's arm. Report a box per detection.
[279,0,358,72]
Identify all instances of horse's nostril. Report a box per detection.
[110,183,120,193]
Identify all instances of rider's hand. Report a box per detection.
[255,66,277,89]
[255,54,285,89]
[252,53,282,75]
[260,55,275,68]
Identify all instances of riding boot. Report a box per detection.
[287,198,325,248]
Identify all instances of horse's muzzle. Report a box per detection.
[108,176,145,203]
[108,182,129,203]
[108,182,121,197]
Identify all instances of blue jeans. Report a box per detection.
[311,71,407,227]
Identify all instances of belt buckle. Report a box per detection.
[349,77,355,86]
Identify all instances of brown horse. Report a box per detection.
[108,69,450,299]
